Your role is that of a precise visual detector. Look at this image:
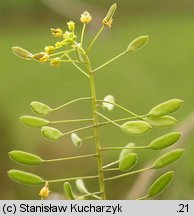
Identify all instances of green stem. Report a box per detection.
[96,112,120,127]
[137,195,149,200]
[87,25,105,52]
[104,166,152,181]
[101,146,149,151]
[93,50,127,72]
[49,49,75,57]
[62,124,94,136]
[45,153,97,163]
[103,168,119,172]
[51,118,93,124]
[53,97,92,112]
[48,175,99,183]
[103,160,119,169]
[77,192,102,200]
[80,24,86,45]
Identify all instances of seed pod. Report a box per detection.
[41,126,63,141]
[119,143,135,160]
[126,36,149,52]
[75,44,88,63]
[63,182,76,200]
[20,115,50,128]
[102,95,115,111]
[149,132,181,150]
[9,150,44,165]
[102,3,117,27]
[71,133,82,147]
[75,179,88,194]
[30,101,53,116]
[152,149,185,169]
[148,171,174,197]
[149,99,183,117]
[121,120,151,135]
[143,116,177,127]
[12,46,33,60]
[8,169,44,185]
[119,153,138,171]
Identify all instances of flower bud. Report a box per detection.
[80,11,92,24]
[41,126,63,141]
[55,42,63,48]
[8,169,45,185]
[126,36,149,52]
[50,58,61,68]
[12,46,33,60]
[63,182,76,200]
[71,133,82,147]
[30,101,53,116]
[51,28,63,37]
[121,120,152,135]
[102,95,115,111]
[39,182,50,199]
[44,46,55,54]
[20,115,50,128]
[119,153,138,171]
[102,3,117,28]
[33,52,49,63]
[67,21,75,31]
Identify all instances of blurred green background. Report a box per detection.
[1,0,194,199]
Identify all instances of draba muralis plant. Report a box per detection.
[9,3,184,200]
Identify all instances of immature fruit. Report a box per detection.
[41,126,63,140]
[8,170,44,185]
[30,101,53,116]
[148,171,174,197]
[9,150,44,165]
[127,36,149,52]
[20,115,50,128]
[75,179,89,194]
[144,116,177,127]
[71,133,82,147]
[63,182,76,200]
[12,46,33,60]
[119,153,138,171]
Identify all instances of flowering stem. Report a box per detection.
[80,24,86,45]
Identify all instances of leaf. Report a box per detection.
[63,182,76,200]
[119,143,135,160]
[41,126,63,141]
[102,95,115,111]
[71,133,82,147]
[143,116,177,127]
[12,46,33,60]
[75,179,89,194]
[121,120,151,135]
[149,99,183,117]
[9,150,44,165]
[20,115,50,128]
[149,132,181,150]
[30,101,53,116]
[152,149,185,169]
[8,169,44,185]
[148,171,174,197]
[127,36,149,52]
[119,153,138,171]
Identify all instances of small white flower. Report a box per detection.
[71,133,82,147]
[102,95,115,111]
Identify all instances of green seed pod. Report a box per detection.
[71,133,82,147]
[119,153,138,171]
[119,143,135,160]
[63,182,76,200]
[148,171,174,197]
[30,101,53,116]
[8,169,44,185]
[143,116,177,127]
[121,120,152,135]
[41,126,63,141]
[20,115,50,128]
[149,132,181,150]
[75,44,88,63]
[149,99,183,117]
[75,179,88,194]
[126,36,149,52]
[12,46,33,60]
[9,150,44,165]
[152,149,185,169]
[102,3,117,26]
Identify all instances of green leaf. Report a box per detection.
[41,126,63,141]
[119,153,138,171]
[149,132,181,150]
[149,99,183,117]
[143,116,177,127]
[119,143,135,160]
[9,150,44,165]
[63,182,76,200]
[75,179,89,194]
[8,169,44,185]
[127,36,149,52]
[153,149,185,169]
[20,115,50,128]
[12,46,33,60]
[71,133,82,147]
[30,101,53,116]
[148,171,174,197]
[121,120,151,135]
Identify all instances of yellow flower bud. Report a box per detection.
[51,28,63,37]
[39,182,50,199]
[67,21,75,31]
[44,46,55,54]
[80,11,92,24]
[33,52,49,63]
[12,46,33,60]
[55,42,63,48]
[50,58,60,68]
